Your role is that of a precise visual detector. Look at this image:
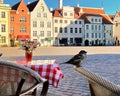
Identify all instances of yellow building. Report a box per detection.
[0,3,11,46]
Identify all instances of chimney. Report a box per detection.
[59,0,63,9]
[50,8,53,11]
[77,4,80,7]
[0,0,3,3]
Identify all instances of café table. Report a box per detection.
[16,59,64,88]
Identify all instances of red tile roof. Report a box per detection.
[52,6,112,24]
[79,13,102,23]
[117,12,120,16]
[82,7,105,14]
[52,8,63,17]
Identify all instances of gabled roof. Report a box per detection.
[52,6,112,24]
[11,1,21,10]
[82,7,105,14]
[117,12,120,16]
[79,13,102,23]
[27,0,39,12]
[51,8,63,17]
[109,15,115,21]
[102,14,113,24]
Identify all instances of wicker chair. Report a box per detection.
[75,67,120,96]
[0,60,49,96]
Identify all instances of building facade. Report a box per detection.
[52,6,85,46]
[27,0,53,46]
[52,2,114,46]
[113,12,120,45]
[0,2,10,46]
[78,7,114,46]
[10,0,30,46]
[0,0,114,46]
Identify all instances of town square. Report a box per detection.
[1,0,120,95]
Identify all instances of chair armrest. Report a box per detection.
[75,67,120,96]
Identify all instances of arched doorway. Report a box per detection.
[85,40,89,46]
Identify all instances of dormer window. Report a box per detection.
[91,18,94,22]
[70,13,73,16]
[64,12,67,16]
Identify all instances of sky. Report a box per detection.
[4,0,120,15]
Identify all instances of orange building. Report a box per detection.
[10,0,30,46]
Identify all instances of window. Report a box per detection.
[21,9,24,12]
[47,31,51,37]
[95,19,97,22]
[70,20,73,24]
[99,19,101,22]
[1,12,5,18]
[20,17,26,22]
[86,25,89,30]
[99,33,101,38]
[95,25,97,30]
[37,12,41,17]
[70,28,73,33]
[64,12,67,16]
[70,13,73,16]
[75,28,77,33]
[64,27,67,33]
[79,28,82,33]
[86,33,89,38]
[103,33,106,38]
[43,13,47,18]
[91,25,94,30]
[59,27,62,33]
[55,27,58,33]
[75,21,77,24]
[116,23,118,27]
[91,33,94,38]
[11,17,14,22]
[33,31,37,36]
[1,36,6,43]
[95,33,97,38]
[64,20,67,23]
[79,21,82,24]
[20,27,26,32]
[91,18,94,22]
[40,22,44,27]
[1,24,6,32]
[60,20,63,23]
[70,38,73,43]
[10,27,14,32]
[99,25,101,30]
[47,22,51,28]
[33,21,37,27]
[55,19,58,23]
[40,31,44,37]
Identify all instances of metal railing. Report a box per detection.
[75,67,120,96]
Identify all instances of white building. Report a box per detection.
[52,0,114,46]
[27,0,53,46]
[52,4,85,46]
[78,7,114,46]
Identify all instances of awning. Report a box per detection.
[46,37,54,41]
[17,35,30,40]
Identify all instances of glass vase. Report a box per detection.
[25,51,32,63]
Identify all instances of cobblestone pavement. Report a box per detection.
[1,46,120,96]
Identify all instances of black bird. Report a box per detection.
[62,50,87,67]
[0,53,2,57]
